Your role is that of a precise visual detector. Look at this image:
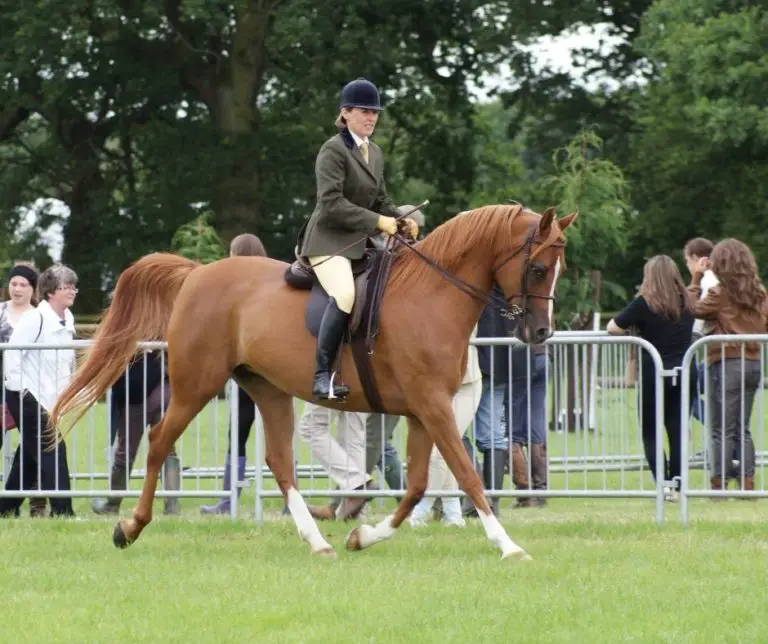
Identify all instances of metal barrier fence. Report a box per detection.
[9,332,756,526]
[1,340,242,518]
[679,334,768,525]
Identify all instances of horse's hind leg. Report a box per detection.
[236,373,335,557]
[113,374,229,549]
[345,415,433,552]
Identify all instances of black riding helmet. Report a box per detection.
[339,78,381,111]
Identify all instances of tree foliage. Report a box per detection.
[628,0,768,272]
[171,211,226,263]
[542,130,630,327]
[0,0,765,321]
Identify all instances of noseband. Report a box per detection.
[492,222,565,322]
[392,221,565,324]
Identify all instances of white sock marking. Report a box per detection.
[357,514,397,549]
[287,487,333,553]
[478,510,529,559]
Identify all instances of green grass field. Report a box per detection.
[2,374,768,642]
[0,502,765,643]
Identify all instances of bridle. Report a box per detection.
[392,220,565,324]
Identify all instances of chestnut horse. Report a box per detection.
[51,204,575,560]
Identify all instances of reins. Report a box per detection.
[390,218,565,322]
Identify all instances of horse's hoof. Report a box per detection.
[502,548,532,561]
[112,521,134,549]
[313,546,337,559]
[344,527,363,551]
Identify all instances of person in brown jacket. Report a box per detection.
[298,78,418,401]
[688,238,768,493]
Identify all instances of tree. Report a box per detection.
[171,211,226,263]
[0,0,633,310]
[628,0,768,271]
[541,130,630,328]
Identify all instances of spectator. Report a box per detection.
[200,233,268,515]
[683,238,719,340]
[91,350,180,515]
[1,263,39,444]
[464,284,515,517]
[0,264,78,518]
[688,239,768,494]
[683,237,718,427]
[506,342,549,508]
[408,327,482,527]
[365,413,405,493]
[608,255,696,500]
[300,403,372,521]
[0,263,47,517]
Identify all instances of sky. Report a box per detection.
[19,25,620,263]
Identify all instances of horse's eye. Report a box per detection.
[531,267,546,279]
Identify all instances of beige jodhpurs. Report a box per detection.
[296,402,370,490]
[309,256,355,314]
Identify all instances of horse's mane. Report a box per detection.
[390,204,527,290]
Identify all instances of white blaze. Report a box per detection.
[548,258,561,330]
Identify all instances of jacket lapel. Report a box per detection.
[338,128,377,182]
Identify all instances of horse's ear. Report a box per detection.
[557,211,578,232]
[539,207,556,234]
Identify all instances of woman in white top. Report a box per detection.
[0,264,78,518]
[409,327,483,527]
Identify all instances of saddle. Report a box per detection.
[284,242,397,413]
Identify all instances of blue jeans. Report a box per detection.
[506,353,548,445]
[473,379,509,451]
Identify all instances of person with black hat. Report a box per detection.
[0,262,50,517]
[298,78,419,402]
[0,263,39,338]
[1,263,39,440]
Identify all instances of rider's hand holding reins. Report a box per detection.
[377,215,398,236]
[404,217,419,239]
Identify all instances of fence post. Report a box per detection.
[253,402,264,523]
[228,379,239,519]
[679,344,696,527]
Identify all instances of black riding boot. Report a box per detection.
[312,298,350,401]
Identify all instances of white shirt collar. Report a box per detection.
[38,299,75,333]
[348,129,369,148]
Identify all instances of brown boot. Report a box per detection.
[307,504,336,521]
[512,444,534,508]
[29,497,47,518]
[530,444,548,508]
[336,482,375,521]
[739,476,756,501]
[710,476,727,501]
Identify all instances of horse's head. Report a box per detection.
[494,206,577,344]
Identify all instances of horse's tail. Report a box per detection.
[51,253,199,436]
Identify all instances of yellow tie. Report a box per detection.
[360,141,369,165]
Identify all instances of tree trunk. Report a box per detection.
[206,1,277,244]
[60,141,107,314]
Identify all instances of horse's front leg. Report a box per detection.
[345,416,432,551]
[422,402,531,561]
